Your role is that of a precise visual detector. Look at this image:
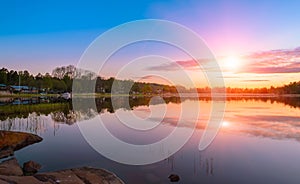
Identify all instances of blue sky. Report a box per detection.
[0,0,300,87]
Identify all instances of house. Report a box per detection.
[0,84,6,90]
[0,84,12,95]
[10,86,38,94]
[31,87,38,93]
[10,85,29,93]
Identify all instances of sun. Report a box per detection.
[223,55,240,71]
[222,121,230,127]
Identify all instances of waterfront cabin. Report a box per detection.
[0,84,12,95]
[10,85,38,94]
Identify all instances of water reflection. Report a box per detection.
[0,96,300,142]
[1,96,300,183]
[167,154,214,176]
[0,113,47,135]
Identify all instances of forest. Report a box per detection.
[0,65,300,94]
[0,65,177,94]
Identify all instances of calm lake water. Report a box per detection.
[0,96,300,184]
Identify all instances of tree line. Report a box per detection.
[0,67,71,92]
[0,65,179,94]
[196,82,300,94]
[0,65,300,94]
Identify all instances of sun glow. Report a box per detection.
[222,55,241,71]
[222,121,230,127]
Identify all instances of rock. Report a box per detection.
[0,157,23,176]
[168,174,180,182]
[0,149,14,159]
[0,175,49,184]
[34,169,84,184]
[0,131,43,159]
[71,167,124,184]
[0,131,124,183]
[23,161,41,175]
[0,143,124,184]
[0,167,124,184]
[33,167,124,184]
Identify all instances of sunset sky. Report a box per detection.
[1,0,300,88]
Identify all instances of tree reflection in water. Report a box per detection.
[0,96,299,140]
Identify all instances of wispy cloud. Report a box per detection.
[239,47,300,74]
[133,75,157,80]
[240,79,270,82]
[145,58,212,71]
[145,47,300,75]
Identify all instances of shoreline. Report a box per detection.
[1,93,300,98]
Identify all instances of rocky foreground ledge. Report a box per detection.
[0,163,124,184]
[0,131,124,184]
[0,130,43,159]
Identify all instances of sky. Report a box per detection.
[0,0,300,88]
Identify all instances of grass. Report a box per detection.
[0,103,70,121]
[1,93,153,98]
[0,93,59,98]
[72,93,149,97]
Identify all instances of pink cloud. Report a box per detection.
[239,47,300,73]
[145,47,300,74]
[146,58,211,71]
